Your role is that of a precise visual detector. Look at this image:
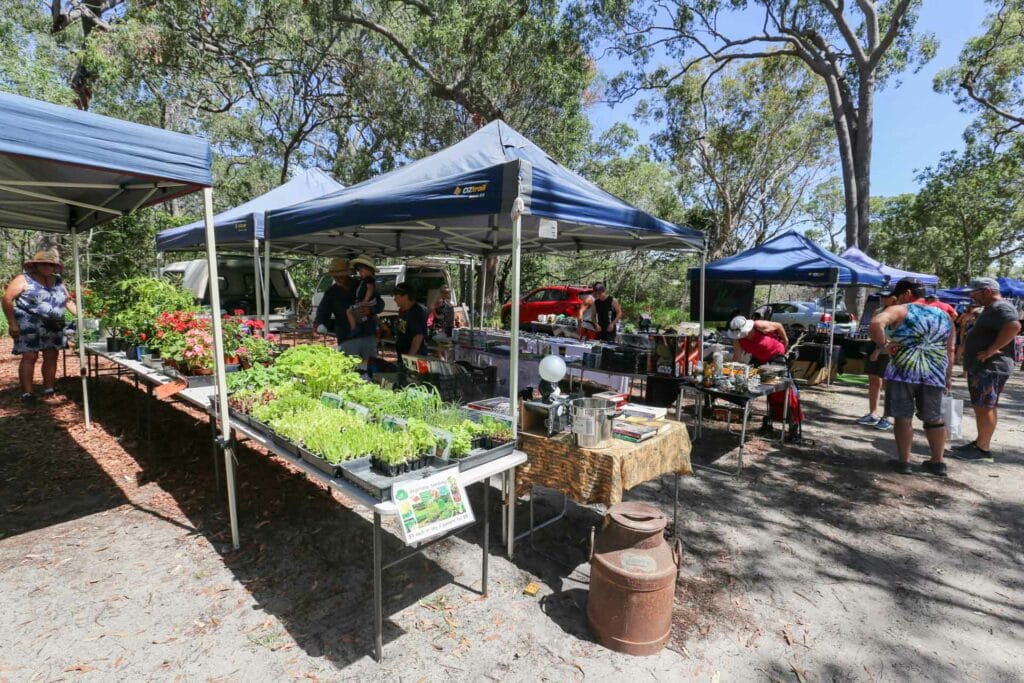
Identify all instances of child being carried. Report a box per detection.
[346,255,380,338]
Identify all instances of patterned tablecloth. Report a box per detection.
[515,421,692,505]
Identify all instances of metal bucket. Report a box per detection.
[571,397,617,448]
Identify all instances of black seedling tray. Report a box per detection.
[298,446,343,478]
[453,438,516,472]
[339,455,455,501]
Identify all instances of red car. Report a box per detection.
[501,285,592,327]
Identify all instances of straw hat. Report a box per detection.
[325,257,352,277]
[350,254,377,274]
[24,247,64,272]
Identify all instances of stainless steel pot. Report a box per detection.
[571,397,618,448]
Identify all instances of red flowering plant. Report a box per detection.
[150,311,208,366]
[221,312,279,366]
[181,327,216,374]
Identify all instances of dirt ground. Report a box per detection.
[1,339,1022,682]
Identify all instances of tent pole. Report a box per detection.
[71,227,91,429]
[253,238,263,320]
[767,283,772,307]
[262,239,271,338]
[202,187,239,550]
[698,243,706,365]
[468,256,476,336]
[480,258,488,327]
[828,278,839,388]
[509,201,524,438]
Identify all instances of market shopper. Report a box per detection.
[952,277,1021,462]
[857,289,897,431]
[868,278,954,476]
[393,282,429,360]
[429,285,457,338]
[728,315,803,439]
[577,290,599,340]
[592,282,621,342]
[2,247,77,403]
[313,258,377,366]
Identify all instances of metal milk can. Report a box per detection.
[587,501,678,656]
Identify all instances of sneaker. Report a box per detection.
[20,392,36,404]
[41,388,56,398]
[888,459,913,475]
[856,414,880,426]
[950,443,994,463]
[874,418,893,431]
[921,460,948,477]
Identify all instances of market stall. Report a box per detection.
[154,167,344,324]
[838,246,939,285]
[688,230,888,385]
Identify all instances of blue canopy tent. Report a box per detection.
[265,120,706,467]
[686,231,888,386]
[997,277,1024,298]
[155,167,344,321]
[0,92,242,549]
[838,246,938,286]
[934,287,972,304]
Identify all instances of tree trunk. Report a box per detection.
[854,71,875,252]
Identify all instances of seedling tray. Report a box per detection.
[453,438,516,472]
[339,455,455,501]
[268,430,300,457]
[298,446,343,479]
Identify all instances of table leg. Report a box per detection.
[482,479,490,596]
[146,383,153,445]
[675,387,683,421]
[781,383,791,440]
[737,400,752,474]
[673,473,679,540]
[373,511,383,663]
[506,466,516,558]
[210,412,222,493]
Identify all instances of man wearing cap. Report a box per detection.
[868,277,954,476]
[393,282,429,359]
[952,277,1021,462]
[729,315,803,438]
[857,289,898,430]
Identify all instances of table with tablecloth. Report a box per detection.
[514,420,692,505]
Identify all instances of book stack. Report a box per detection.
[613,415,671,443]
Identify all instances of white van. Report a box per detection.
[312,260,455,316]
[161,257,299,331]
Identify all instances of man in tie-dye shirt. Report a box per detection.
[869,278,955,476]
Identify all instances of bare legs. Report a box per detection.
[41,349,58,391]
[894,417,946,463]
[16,349,59,395]
[973,406,998,451]
[18,351,37,394]
[868,375,882,416]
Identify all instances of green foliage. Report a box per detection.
[936,0,1024,142]
[273,345,363,397]
[226,364,294,393]
[105,277,196,342]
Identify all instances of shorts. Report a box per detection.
[338,334,377,360]
[884,381,944,423]
[967,370,1009,409]
[865,354,889,376]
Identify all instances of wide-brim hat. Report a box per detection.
[728,315,754,339]
[24,248,63,272]
[350,254,377,273]
[325,257,352,277]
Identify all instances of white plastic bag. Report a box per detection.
[941,394,963,440]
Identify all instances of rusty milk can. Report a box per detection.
[587,501,678,656]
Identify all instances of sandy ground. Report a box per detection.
[1,339,1021,682]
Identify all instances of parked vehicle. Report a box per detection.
[753,299,857,336]
[161,257,298,331]
[312,260,455,317]
[501,285,592,327]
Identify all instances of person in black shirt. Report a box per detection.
[592,282,622,342]
[313,258,356,343]
[430,285,456,337]
[394,282,429,359]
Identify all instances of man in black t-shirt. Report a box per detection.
[393,283,429,359]
[952,277,1021,462]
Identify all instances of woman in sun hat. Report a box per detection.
[2,246,77,403]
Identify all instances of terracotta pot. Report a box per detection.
[225,355,240,365]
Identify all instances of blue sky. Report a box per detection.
[589,2,991,198]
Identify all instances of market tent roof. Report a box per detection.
[155,168,343,251]
[838,246,939,286]
[997,276,1024,298]
[0,91,212,233]
[688,230,888,286]
[934,287,972,304]
[265,120,704,257]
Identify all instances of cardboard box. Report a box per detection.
[844,357,866,375]
[805,363,838,386]
[790,360,817,380]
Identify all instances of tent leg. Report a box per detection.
[202,187,239,550]
[469,256,476,336]
[698,244,706,364]
[263,239,272,338]
[509,201,524,437]
[480,259,488,328]
[253,238,263,320]
[828,279,839,388]
[71,227,91,429]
